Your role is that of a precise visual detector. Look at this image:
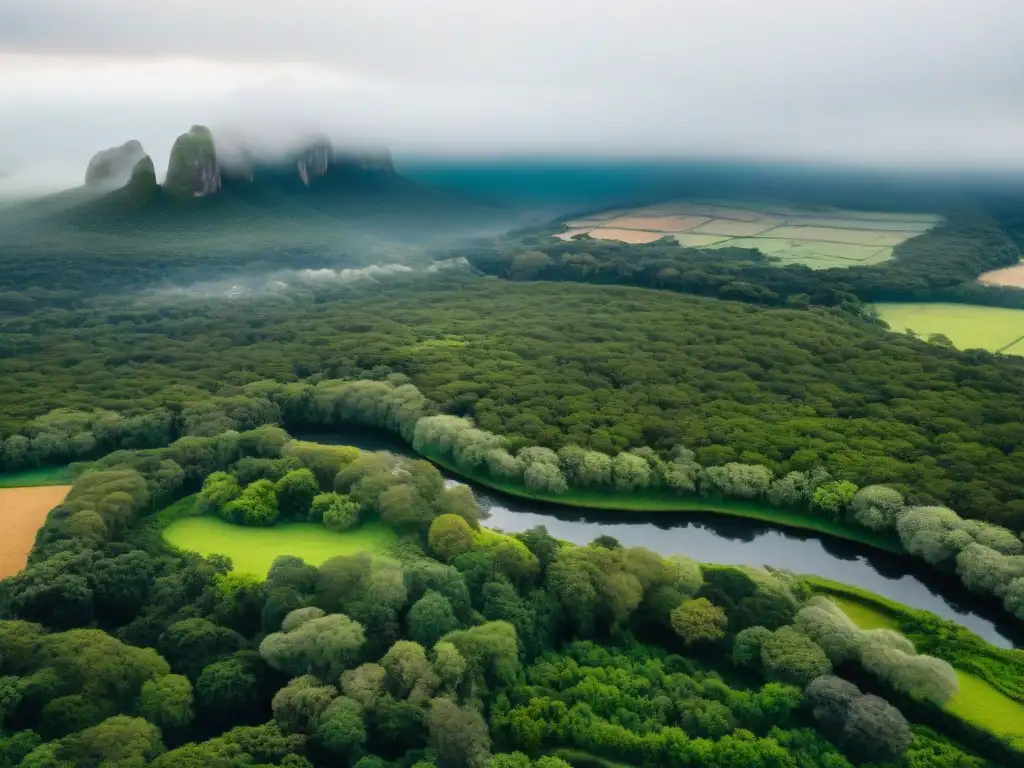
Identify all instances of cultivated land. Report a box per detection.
[875,302,1024,354]
[0,485,71,578]
[979,261,1024,288]
[559,199,940,268]
[162,517,397,577]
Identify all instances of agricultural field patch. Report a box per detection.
[946,670,1024,748]
[714,238,892,268]
[0,485,71,578]
[978,262,1024,288]
[688,219,776,237]
[162,516,398,577]
[672,233,733,247]
[765,225,911,246]
[556,198,939,268]
[586,228,667,244]
[601,215,709,232]
[874,302,1024,353]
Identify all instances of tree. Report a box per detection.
[426,697,491,768]
[56,715,165,767]
[429,515,475,562]
[760,627,832,686]
[841,694,911,764]
[139,674,194,730]
[267,555,319,595]
[158,618,243,678]
[732,626,772,669]
[611,452,651,492]
[669,598,727,645]
[276,469,320,520]
[379,484,435,531]
[849,486,904,532]
[437,485,481,528]
[811,481,858,520]
[381,641,438,701]
[195,658,260,724]
[407,591,459,648]
[522,463,568,496]
[195,472,241,517]
[316,696,366,758]
[259,613,365,682]
[313,493,361,532]
[441,622,520,693]
[223,479,280,526]
[272,675,337,734]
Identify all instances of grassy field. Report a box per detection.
[560,198,938,269]
[828,595,899,630]
[0,466,74,488]
[419,449,901,552]
[875,302,1024,353]
[162,517,397,577]
[0,485,71,578]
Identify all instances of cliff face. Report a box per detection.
[164,125,221,197]
[84,140,147,188]
[294,139,333,186]
[128,156,157,190]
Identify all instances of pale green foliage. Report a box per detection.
[316,696,366,757]
[1005,577,1024,620]
[313,492,361,532]
[699,462,772,499]
[281,607,326,633]
[485,449,521,480]
[341,663,386,710]
[195,471,241,517]
[272,675,337,734]
[515,447,559,471]
[611,452,652,492]
[669,598,727,645]
[523,462,568,495]
[664,555,704,597]
[260,613,365,681]
[432,641,467,692]
[794,598,862,664]
[428,514,475,562]
[955,543,1024,597]
[660,452,701,494]
[859,635,958,704]
[895,506,965,566]
[957,519,1024,555]
[381,641,438,701]
[759,626,832,686]
[577,450,614,488]
[426,697,491,768]
[849,486,904,532]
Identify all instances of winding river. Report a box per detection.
[304,429,1022,648]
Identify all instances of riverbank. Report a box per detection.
[805,576,1024,751]
[415,447,903,553]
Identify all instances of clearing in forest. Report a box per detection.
[558,199,940,269]
[875,302,1024,354]
[0,485,71,578]
[978,262,1024,288]
[162,516,398,577]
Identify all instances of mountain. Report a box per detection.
[0,126,517,272]
[84,140,148,188]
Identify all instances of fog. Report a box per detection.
[1,0,1023,193]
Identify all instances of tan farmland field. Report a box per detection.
[0,485,71,578]
[555,198,941,269]
[978,263,1024,288]
[603,215,709,232]
[587,227,667,244]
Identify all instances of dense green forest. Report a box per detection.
[4,277,1024,531]
[1,425,1015,767]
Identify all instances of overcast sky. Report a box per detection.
[1,0,1023,190]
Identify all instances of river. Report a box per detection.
[302,429,1022,648]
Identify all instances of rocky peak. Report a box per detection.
[84,140,146,188]
[128,155,157,189]
[164,125,221,197]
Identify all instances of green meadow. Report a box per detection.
[875,302,1024,353]
[162,517,397,577]
[0,466,74,488]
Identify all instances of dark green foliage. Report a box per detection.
[276,469,320,520]
[407,591,459,648]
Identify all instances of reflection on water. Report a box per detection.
[303,429,1021,648]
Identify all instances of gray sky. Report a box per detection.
[1,0,1023,191]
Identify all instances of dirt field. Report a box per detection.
[978,263,1024,288]
[603,215,708,232]
[587,228,667,244]
[689,219,776,237]
[0,485,71,578]
[553,228,592,241]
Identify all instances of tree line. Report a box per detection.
[2,425,1008,766]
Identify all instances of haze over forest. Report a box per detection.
[2,0,1024,194]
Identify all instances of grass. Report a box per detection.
[0,466,74,488]
[875,302,1024,353]
[162,516,397,577]
[418,448,901,553]
[946,671,1024,748]
[828,595,899,630]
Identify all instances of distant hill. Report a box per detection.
[0,126,517,296]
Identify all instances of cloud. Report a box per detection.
[0,0,1023,186]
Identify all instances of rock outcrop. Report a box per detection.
[84,140,147,188]
[128,155,157,191]
[164,125,221,197]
